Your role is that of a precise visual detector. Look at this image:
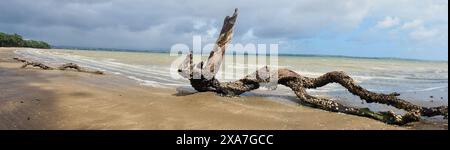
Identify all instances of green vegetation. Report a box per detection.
[0,32,51,49]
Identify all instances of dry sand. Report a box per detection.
[0,47,411,129]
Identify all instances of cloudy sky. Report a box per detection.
[0,0,448,60]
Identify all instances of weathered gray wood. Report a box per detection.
[14,57,54,70]
[202,8,239,79]
[13,57,104,74]
[58,63,104,74]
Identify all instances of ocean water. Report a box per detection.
[15,49,448,115]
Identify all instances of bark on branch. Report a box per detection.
[13,57,104,75]
[177,9,448,125]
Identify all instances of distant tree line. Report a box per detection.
[0,32,51,49]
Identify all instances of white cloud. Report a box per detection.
[400,19,443,42]
[409,28,439,41]
[241,29,257,41]
[402,19,424,30]
[205,27,218,41]
[376,16,401,29]
[193,21,206,30]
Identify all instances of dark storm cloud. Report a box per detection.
[0,0,446,56]
[0,0,372,49]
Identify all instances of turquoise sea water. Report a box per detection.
[15,48,448,119]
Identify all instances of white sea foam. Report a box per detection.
[15,49,188,88]
[405,86,448,92]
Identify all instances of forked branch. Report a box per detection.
[177,9,448,125]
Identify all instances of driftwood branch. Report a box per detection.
[58,63,104,74]
[13,57,104,75]
[178,9,448,125]
[14,57,53,70]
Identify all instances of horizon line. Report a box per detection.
[52,45,449,62]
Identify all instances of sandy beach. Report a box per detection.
[1,47,446,130]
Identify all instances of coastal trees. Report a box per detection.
[0,32,51,49]
[177,9,448,125]
[23,40,51,49]
[0,32,23,47]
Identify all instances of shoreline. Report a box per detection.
[50,47,448,63]
[0,47,446,130]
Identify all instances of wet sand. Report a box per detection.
[0,47,420,129]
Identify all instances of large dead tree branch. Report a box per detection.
[178,9,448,125]
[13,57,104,75]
